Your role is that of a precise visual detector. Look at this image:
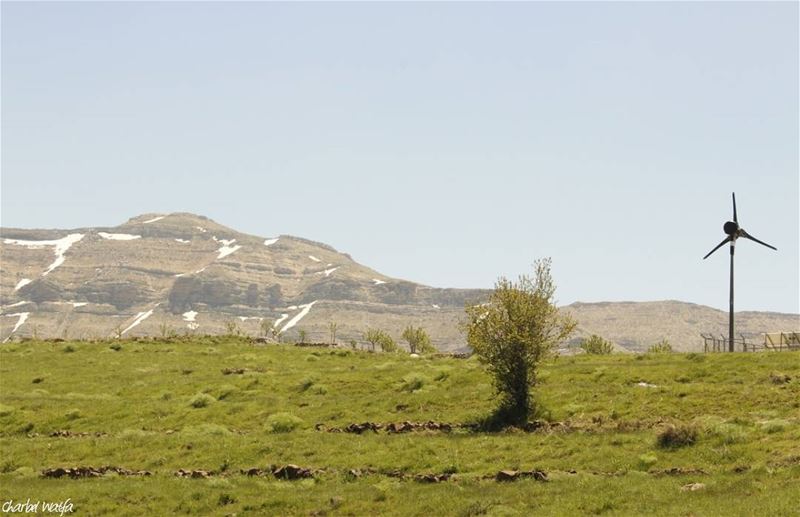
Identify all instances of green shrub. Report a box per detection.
[189,393,216,408]
[657,423,698,449]
[266,412,303,433]
[648,339,673,354]
[110,343,122,351]
[63,345,76,353]
[580,335,614,355]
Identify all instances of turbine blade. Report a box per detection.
[703,236,732,260]
[740,230,777,251]
[732,192,738,223]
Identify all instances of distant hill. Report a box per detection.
[2,213,797,351]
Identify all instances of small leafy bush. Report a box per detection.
[657,423,698,449]
[580,335,614,355]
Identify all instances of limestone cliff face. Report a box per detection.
[2,213,797,351]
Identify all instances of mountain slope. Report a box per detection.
[0,213,484,348]
[1,213,797,351]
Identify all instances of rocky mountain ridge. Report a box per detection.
[2,213,797,352]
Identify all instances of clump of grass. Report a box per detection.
[0,404,14,417]
[769,372,791,385]
[216,384,239,400]
[657,423,698,449]
[298,377,316,392]
[708,422,748,445]
[184,423,232,437]
[400,373,428,392]
[189,393,216,408]
[312,384,328,395]
[65,408,81,420]
[32,377,44,384]
[63,345,76,353]
[637,454,658,470]
[305,354,320,362]
[686,353,706,362]
[265,412,303,433]
[759,419,789,434]
[110,343,122,351]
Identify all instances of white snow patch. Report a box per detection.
[264,238,279,247]
[636,382,658,388]
[280,301,317,333]
[273,314,289,328]
[14,279,32,291]
[372,279,387,285]
[287,305,298,311]
[3,312,30,342]
[213,237,241,259]
[195,226,207,233]
[409,353,420,359]
[175,273,185,278]
[182,311,198,322]
[98,232,141,241]
[187,322,199,331]
[71,302,87,307]
[174,239,190,244]
[317,267,339,277]
[2,301,29,310]
[121,306,158,336]
[308,255,321,262]
[238,316,262,322]
[193,267,207,275]
[142,215,165,224]
[4,234,84,276]
[432,304,440,309]
[217,245,241,260]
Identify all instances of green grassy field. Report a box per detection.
[1,337,798,516]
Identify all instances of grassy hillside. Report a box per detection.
[1,337,798,516]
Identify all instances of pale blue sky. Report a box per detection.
[2,2,798,313]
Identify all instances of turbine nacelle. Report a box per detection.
[703,193,776,260]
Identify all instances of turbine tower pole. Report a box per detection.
[729,240,735,352]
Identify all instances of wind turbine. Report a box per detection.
[703,192,777,352]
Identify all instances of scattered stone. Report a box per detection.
[49,430,107,438]
[175,469,213,478]
[242,468,267,477]
[681,482,706,492]
[494,469,547,482]
[221,367,246,375]
[414,473,452,483]
[654,467,707,476]
[42,466,150,478]
[344,422,382,434]
[271,464,315,480]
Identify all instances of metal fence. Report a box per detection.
[701,332,800,352]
